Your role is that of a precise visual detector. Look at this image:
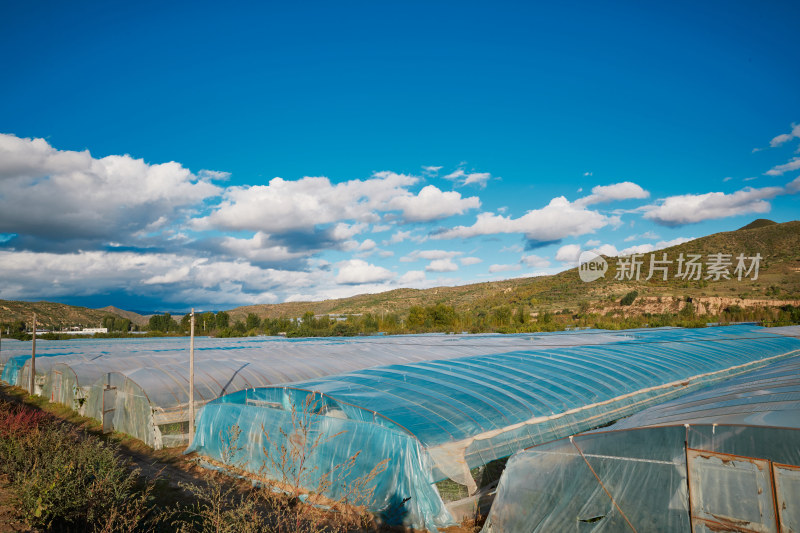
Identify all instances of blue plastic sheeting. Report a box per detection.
[482,352,800,533]
[1,330,636,448]
[195,397,453,528]
[187,325,800,531]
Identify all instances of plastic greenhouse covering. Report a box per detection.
[186,325,800,532]
[1,330,638,448]
[482,344,800,532]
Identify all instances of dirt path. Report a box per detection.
[0,475,33,533]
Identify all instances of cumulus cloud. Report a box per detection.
[460,256,482,266]
[387,185,480,222]
[555,244,582,264]
[521,254,551,268]
[340,238,378,253]
[218,232,309,264]
[196,172,479,236]
[398,270,426,285]
[331,222,368,240]
[426,258,459,272]
[0,133,221,247]
[575,182,650,207]
[335,259,395,284]
[643,184,788,226]
[488,263,521,273]
[433,196,614,242]
[400,249,462,262]
[386,230,413,244]
[195,172,416,233]
[554,236,695,267]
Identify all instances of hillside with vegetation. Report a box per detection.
[0,300,129,332]
[229,219,800,323]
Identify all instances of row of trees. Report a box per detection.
[4,301,800,341]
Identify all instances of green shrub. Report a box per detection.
[620,290,638,306]
[0,401,149,531]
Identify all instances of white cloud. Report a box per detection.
[426,258,459,272]
[443,169,493,188]
[371,224,392,233]
[195,171,418,233]
[433,196,614,242]
[500,244,523,253]
[765,157,800,176]
[0,249,317,306]
[555,244,582,264]
[592,244,620,257]
[584,239,601,247]
[0,133,221,243]
[488,263,521,273]
[769,123,800,147]
[398,270,426,285]
[460,256,482,266]
[219,232,308,263]
[656,236,695,248]
[463,172,491,187]
[521,254,551,268]
[386,230,412,244]
[643,185,785,226]
[387,185,480,222]
[576,182,650,207]
[358,239,377,251]
[198,169,231,181]
[618,243,655,255]
[582,237,695,259]
[331,222,368,240]
[422,165,442,175]
[401,249,462,262]
[624,231,659,242]
[335,259,395,284]
[443,169,466,180]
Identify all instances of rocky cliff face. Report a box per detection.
[596,295,800,317]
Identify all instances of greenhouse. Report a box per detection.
[2,331,634,448]
[482,334,800,532]
[187,325,800,531]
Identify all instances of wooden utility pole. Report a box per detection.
[30,313,36,395]
[188,309,195,446]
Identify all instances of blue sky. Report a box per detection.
[1,1,798,313]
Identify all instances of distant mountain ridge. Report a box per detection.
[97,306,150,327]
